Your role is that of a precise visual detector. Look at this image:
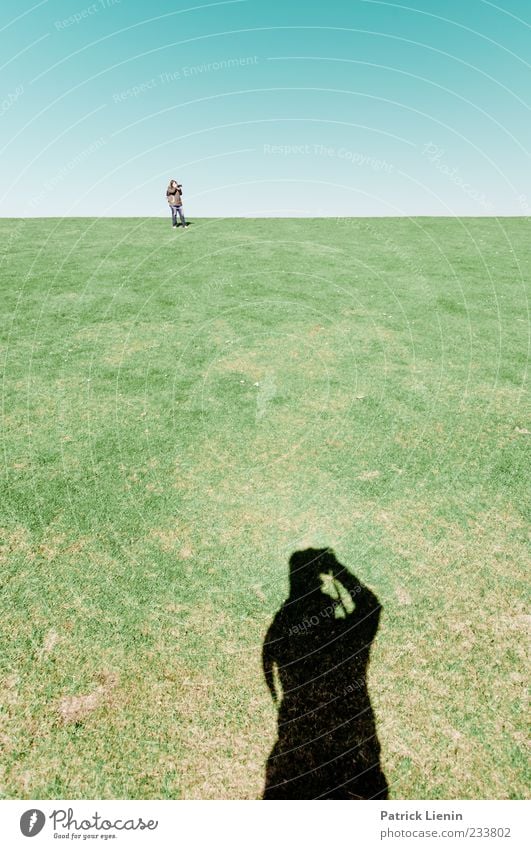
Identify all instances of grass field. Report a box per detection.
[0,217,529,799]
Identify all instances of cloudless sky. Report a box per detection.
[0,0,530,216]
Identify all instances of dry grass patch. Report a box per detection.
[57,672,118,725]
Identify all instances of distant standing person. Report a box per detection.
[166,179,187,229]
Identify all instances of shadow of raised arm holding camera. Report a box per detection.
[262,548,388,799]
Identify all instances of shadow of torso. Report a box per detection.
[263,552,388,799]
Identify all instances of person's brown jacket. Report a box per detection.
[166,183,182,206]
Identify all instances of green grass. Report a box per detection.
[0,217,529,799]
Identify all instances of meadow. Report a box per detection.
[0,217,529,798]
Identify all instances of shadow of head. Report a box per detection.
[288,547,353,599]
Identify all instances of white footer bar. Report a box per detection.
[2,799,527,848]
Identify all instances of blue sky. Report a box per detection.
[1,0,529,216]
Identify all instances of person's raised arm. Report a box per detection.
[334,568,381,636]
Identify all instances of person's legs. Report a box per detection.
[177,205,187,227]
[170,205,178,226]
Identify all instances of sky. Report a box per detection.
[0,0,529,217]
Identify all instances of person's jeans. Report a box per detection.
[170,204,186,227]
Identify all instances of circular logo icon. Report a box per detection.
[20,810,46,837]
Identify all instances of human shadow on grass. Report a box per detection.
[262,548,388,799]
